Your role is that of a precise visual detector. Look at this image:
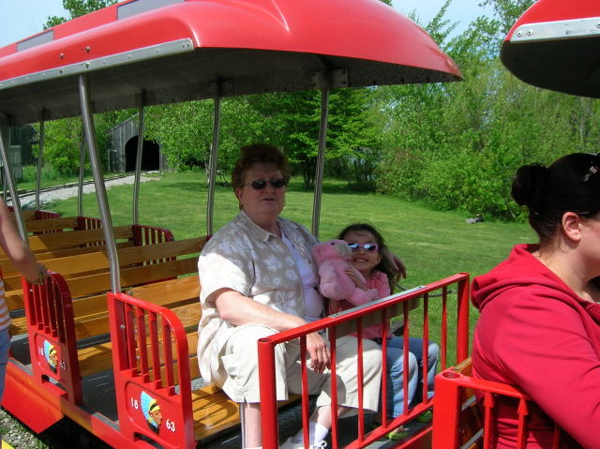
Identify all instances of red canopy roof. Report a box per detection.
[501,0,600,98]
[0,0,461,126]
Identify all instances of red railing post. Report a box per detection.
[258,336,280,449]
[456,274,470,362]
[432,371,463,448]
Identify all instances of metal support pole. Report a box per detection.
[79,74,121,292]
[311,88,329,238]
[0,117,27,241]
[35,118,44,210]
[206,90,222,237]
[133,106,145,225]
[78,127,86,217]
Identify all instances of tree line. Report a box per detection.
[36,0,600,221]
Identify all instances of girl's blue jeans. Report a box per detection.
[383,336,440,417]
[0,328,11,403]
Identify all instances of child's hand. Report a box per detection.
[345,268,366,290]
[28,263,47,285]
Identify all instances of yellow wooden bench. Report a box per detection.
[0,220,169,278]
[77,279,201,377]
[10,237,206,335]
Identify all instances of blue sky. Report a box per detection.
[0,0,491,48]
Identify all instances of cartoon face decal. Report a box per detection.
[141,391,163,433]
[44,340,58,373]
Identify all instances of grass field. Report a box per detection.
[47,171,535,287]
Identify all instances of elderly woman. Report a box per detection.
[197,144,382,449]
[472,153,600,449]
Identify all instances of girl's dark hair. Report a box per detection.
[512,153,600,244]
[231,144,291,190]
[338,223,401,292]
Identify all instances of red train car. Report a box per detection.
[0,1,467,448]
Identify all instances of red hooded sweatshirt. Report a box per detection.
[472,244,600,449]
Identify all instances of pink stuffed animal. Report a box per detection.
[311,239,377,306]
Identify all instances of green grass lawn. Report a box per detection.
[47,171,534,287]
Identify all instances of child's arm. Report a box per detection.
[0,199,45,283]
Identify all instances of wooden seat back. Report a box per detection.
[9,208,61,221]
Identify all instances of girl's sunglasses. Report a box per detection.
[245,178,287,190]
[347,242,379,253]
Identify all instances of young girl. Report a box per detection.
[330,223,439,439]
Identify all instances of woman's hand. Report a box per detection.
[306,331,330,374]
[345,268,367,290]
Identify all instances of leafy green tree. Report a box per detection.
[479,0,535,33]
[145,97,271,173]
[249,88,378,189]
[45,0,117,27]
[40,119,83,175]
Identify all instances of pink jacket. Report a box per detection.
[472,244,600,449]
[327,270,392,341]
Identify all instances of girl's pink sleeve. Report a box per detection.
[372,271,391,299]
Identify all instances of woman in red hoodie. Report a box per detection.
[472,153,600,449]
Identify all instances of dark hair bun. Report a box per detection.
[511,163,548,209]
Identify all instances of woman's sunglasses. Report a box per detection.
[245,178,287,190]
[347,242,379,253]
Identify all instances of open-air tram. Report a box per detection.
[1,0,591,447]
[0,1,465,448]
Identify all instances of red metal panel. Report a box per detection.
[2,362,65,433]
[432,361,566,449]
[4,361,152,448]
[0,0,459,82]
[34,210,61,220]
[501,0,600,97]
[108,291,195,449]
[22,272,83,405]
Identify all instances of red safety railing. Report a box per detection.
[22,272,83,404]
[19,272,469,448]
[257,273,471,449]
[432,359,567,449]
[108,291,195,449]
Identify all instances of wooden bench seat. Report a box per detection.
[24,216,100,235]
[22,250,297,445]
[192,384,240,440]
[107,280,306,445]
[7,237,204,311]
[28,225,133,253]
[74,276,201,376]
[0,223,138,279]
